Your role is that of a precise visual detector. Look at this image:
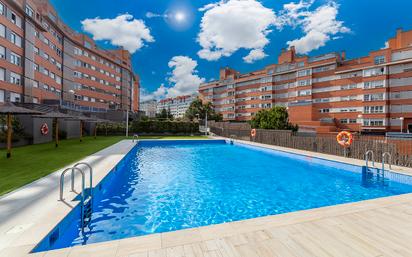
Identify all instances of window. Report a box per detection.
[0,24,5,38]
[10,52,21,66]
[42,52,49,60]
[0,90,4,103]
[364,80,385,89]
[33,80,38,88]
[363,67,385,77]
[297,69,311,77]
[25,5,34,17]
[74,47,82,55]
[33,46,39,54]
[363,119,384,127]
[0,45,4,59]
[10,12,22,28]
[33,63,38,71]
[0,68,4,81]
[10,92,21,102]
[364,93,384,101]
[84,41,92,49]
[364,106,384,114]
[74,71,82,78]
[0,2,4,15]
[341,84,358,90]
[374,55,385,65]
[10,32,22,47]
[297,79,311,87]
[10,72,21,85]
[298,90,312,96]
[319,109,330,113]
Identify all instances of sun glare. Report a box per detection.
[174,12,186,22]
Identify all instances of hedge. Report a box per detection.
[96,121,199,135]
[131,121,199,134]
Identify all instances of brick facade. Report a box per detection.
[199,29,412,133]
[0,0,139,113]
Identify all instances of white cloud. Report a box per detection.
[282,1,350,54]
[140,85,168,102]
[81,14,154,54]
[243,49,267,63]
[166,56,205,98]
[197,0,276,63]
[141,56,205,101]
[197,0,349,60]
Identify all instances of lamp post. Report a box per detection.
[126,109,129,138]
[400,117,404,133]
[205,110,208,136]
[357,114,363,135]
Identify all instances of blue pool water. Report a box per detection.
[34,140,412,251]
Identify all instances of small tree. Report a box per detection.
[250,106,298,131]
[185,98,222,121]
[156,108,173,120]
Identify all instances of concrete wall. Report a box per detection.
[59,120,81,139]
[18,115,53,144]
[32,118,53,144]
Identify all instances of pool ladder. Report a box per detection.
[59,162,93,232]
[365,150,392,178]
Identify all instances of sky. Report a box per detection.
[49,0,412,101]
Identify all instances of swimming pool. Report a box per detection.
[34,139,412,252]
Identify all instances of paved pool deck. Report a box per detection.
[1,138,412,257]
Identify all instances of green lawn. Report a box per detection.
[0,135,207,196]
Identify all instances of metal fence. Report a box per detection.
[210,127,412,168]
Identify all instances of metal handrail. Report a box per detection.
[60,167,85,226]
[382,152,392,173]
[73,162,93,198]
[133,134,139,142]
[229,135,235,144]
[365,150,375,168]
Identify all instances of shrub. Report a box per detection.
[131,120,199,134]
[0,115,27,143]
[250,106,299,132]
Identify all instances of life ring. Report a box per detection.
[40,123,49,135]
[251,129,257,137]
[336,131,353,148]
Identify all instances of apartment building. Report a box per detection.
[140,99,157,118]
[157,94,197,118]
[199,29,412,133]
[0,0,139,113]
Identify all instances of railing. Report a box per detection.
[365,150,375,168]
[210,127,412,168]
[59,162,94,231]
